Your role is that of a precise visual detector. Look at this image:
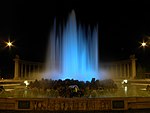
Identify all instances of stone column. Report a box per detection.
[127,64,130,78]
[124,64,126,78]
[28,64,31,78]
[21,63,24,79]
[24,64,27,79]
[13,55,20,79]
[110,65,113,78]
[130,55,137,79]
[37,65,40,74]
[115,64,118,79]
[120,64,122,78]
[33,64,36,77]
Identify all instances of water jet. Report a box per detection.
[44,10,99,81]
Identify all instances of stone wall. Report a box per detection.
[0,97,150,111]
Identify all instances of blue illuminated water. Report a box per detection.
[44,10,99,81]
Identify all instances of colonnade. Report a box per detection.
[101,55,137,79]
[13,55,137,80]
[13,55,43,79]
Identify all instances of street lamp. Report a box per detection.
[4,39,14,49]
[138,39,150,79]
[140,41,148,49]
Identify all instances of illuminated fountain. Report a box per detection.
[44,10,99,81]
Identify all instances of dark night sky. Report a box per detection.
[0,0,150,77]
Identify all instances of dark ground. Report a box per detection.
[1,109,150,113]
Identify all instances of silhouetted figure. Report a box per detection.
[0,86,5,93]
[146,85,150,91]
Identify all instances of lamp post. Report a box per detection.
[138,39,150,78]
[1,39,15,79]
